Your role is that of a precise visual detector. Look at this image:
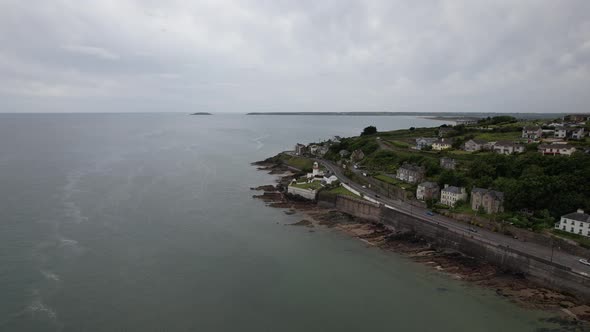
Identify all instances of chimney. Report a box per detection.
[578,209,585,214]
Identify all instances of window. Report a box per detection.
[571,227,574,232]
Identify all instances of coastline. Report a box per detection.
[251,156,590,327]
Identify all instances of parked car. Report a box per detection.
[426,211,434,216]
[468,227,478,233]
[579,259,590,266]
[375,194,381,198]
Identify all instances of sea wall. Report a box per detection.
[287,186,317,200]
[322,195,590,301]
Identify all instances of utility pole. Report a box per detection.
[550,238,555,262]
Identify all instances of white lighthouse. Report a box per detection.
[312,162,320,177]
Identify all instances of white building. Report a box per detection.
[432,138,453,151]
[307,162,324,179]
[440,185,467,207]
[493,141,525,155]
[556,209,590,236]
[538,143,577,156]
[287,185,319,200]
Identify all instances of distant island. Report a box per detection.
[190,112,212,115]
[245,112,563,120]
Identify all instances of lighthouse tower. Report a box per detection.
[312,162,320,177]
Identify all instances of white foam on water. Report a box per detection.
[40,270,61,282]
[252,134,269,150]
[58,237,78,247]
[27,297,57,320]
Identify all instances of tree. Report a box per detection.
[361,126,377,136]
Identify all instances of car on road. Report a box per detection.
[426,211,434,216]
[375,194,381,198]
[579,259,590,266]
[468,227,478,233]
[362,185,366,188]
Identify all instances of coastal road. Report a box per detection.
[319,159,590,276]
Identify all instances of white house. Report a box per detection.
[522,126,543,140]
[556,209,590,236]
[432,138,453,151]
[493,141,525,155]
[538,143,577,156]
[440,185,467,207]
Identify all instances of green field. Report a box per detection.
[290,181,323,190]
[325,185,360,197]
[279,153,314,171]
[374,174,400,185]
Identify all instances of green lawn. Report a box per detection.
[374,174,400,185]
[474,132,522,141]
[325,185,360,197]
[279,153,314,171]
[553,229,590,249]
[290,181,323,190]
[387,140,410,149]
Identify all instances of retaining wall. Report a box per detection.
[322,195,590,301]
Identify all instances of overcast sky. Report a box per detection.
[1,1,589,113]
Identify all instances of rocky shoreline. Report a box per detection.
[251,157,590,329]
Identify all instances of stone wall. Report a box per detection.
[321,195,590,301]
[287,186,317,200]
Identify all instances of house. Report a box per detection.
[339,150,350,158]
[438,126,453,137]
[493,141,525,155]
[538,143,577,156]
[415,137,437,150]
[463,139,488,152]
[440,185,467,207]
[471,188,504,213]
[555,127,568,139]
[522,126,543,140]
[395,163,425,184]
[571,127,585,140]
[416,181,440,201]
[432,138,454,151]
[295,143,306,156]
[315,145,329,157]
[555,126,585,140]
[350,149,365,162]
[440,157,456,170]
[564,114,590,123]
[555,209,590,236]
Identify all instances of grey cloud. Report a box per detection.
[0,0,589,113]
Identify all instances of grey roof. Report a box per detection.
[538,144,576,149]
[523,126,541,131]
[467,139,487,145]
[416,137,437,142]
[419,181,439,189]
[399,163,425,172]
[471,187,504,200]
[434,138,454,144]
[494,140,522,147]
[562,212,590,222]
[442,186,464,194]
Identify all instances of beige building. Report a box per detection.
[416,181,440,201]
[440,185,467,207]
[432,138,453,151]
[471,188,504,213]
